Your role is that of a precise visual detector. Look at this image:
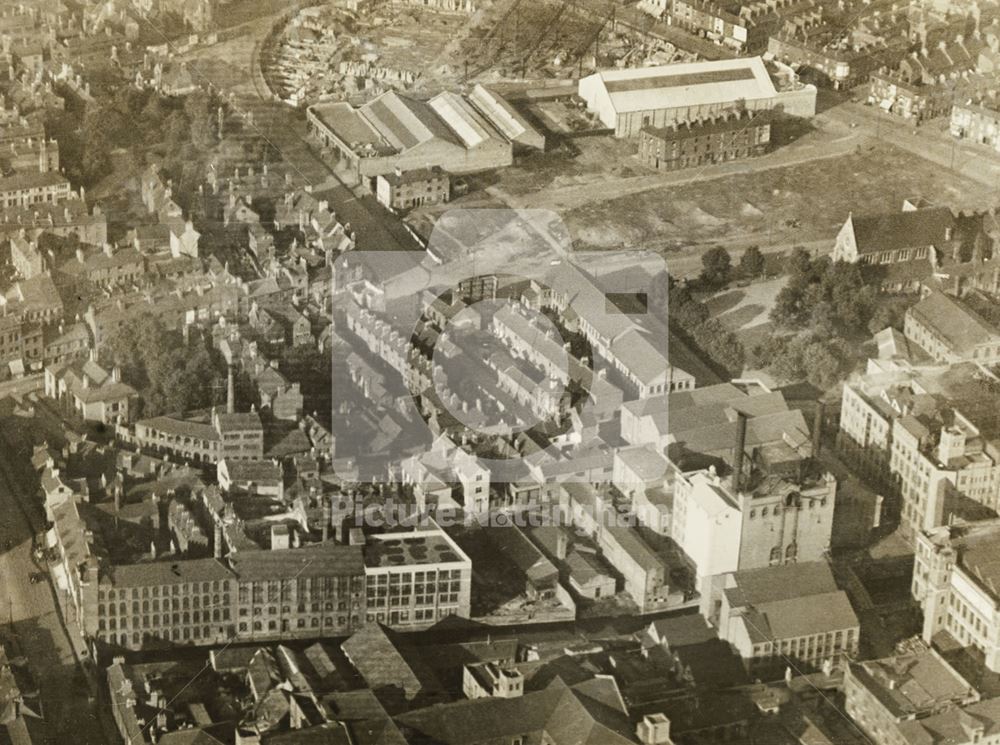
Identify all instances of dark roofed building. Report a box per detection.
[713,561,860,675]
[395,676,639,745]
[487,526,559,601]
[638,110,772,171]
[831,202,1000,292]
[833,206,954,265]
[844,648,979,745]
[341,624,443,713]
[375,166,450,211]
[904,290,1000,365]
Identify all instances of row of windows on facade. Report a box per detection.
[748,499,826,519]
[643,135,765,154]
[99,594,364,616]
[752,628,856,658]
[949,592,993,638]
[367,606,457,624]
[768,543,799,562]
[859,247,929,264]
[368,593,461,608]
[99,576,362,602]
[99,602,366,630]
[368,580,463,596]
[98,614,362,645]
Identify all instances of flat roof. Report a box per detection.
[229,543,365,580]
[364,530,468,568]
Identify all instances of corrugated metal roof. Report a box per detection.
[587,57,776,114]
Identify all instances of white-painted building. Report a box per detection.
[578,57,777,137]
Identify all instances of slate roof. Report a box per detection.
[488,526,558,585]
[849,207,954,254]
[341,624,436,703]
[736,590,859,643]
[907,291,1000,358]
[395,677,636,745]
[848,650,976,719]
[724,561,838,607]
[897,695,1000,745]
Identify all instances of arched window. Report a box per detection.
[769,546,781,564]
[785,542,798,562]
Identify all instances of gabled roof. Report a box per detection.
[583,56,777,115]
[341,624,438,704]
[849,207,954,254]
[907,291,1000,357]
[395,677,637,745]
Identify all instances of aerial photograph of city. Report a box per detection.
[1,0,1000,742]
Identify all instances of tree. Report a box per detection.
[787,247,814,281]
[700,246,732,287]
[739,245,765,279]
[801,342,842,389]
[771,284,808,328]
[769,337,805,383]
[165,110,190,147]
[697,319,745,374]
[101,313,225,417]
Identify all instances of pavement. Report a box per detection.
[827,98,1000,190]
[0,424,109,744]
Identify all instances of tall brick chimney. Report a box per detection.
[732,411,748,492]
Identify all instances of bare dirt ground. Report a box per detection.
[492,137,991,253]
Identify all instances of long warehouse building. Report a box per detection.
[578,56,777,137]
[307,87,543,190]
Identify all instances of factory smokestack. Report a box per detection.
[213,522,223,559]
[226,364,235,414]
[732,411,748,492]
[812,402,825,458]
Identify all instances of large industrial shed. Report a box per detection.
[578,56,778,138]
[308,90,516,190]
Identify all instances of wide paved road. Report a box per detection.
[0,429,108,744]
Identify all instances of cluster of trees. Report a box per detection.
[685,245,916,390]
[100,314,224,418]
[50,82,221,188]
[743,248,911,388]
[699,245,766,287]
[667,281,746,375]
[281,345,332,421]
[769,249,912,337]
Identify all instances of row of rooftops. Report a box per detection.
[641,109,774,141]
[849,647,980,721]
[309,87,513,158]
[98,526,470,589]
[724,562,859,644]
